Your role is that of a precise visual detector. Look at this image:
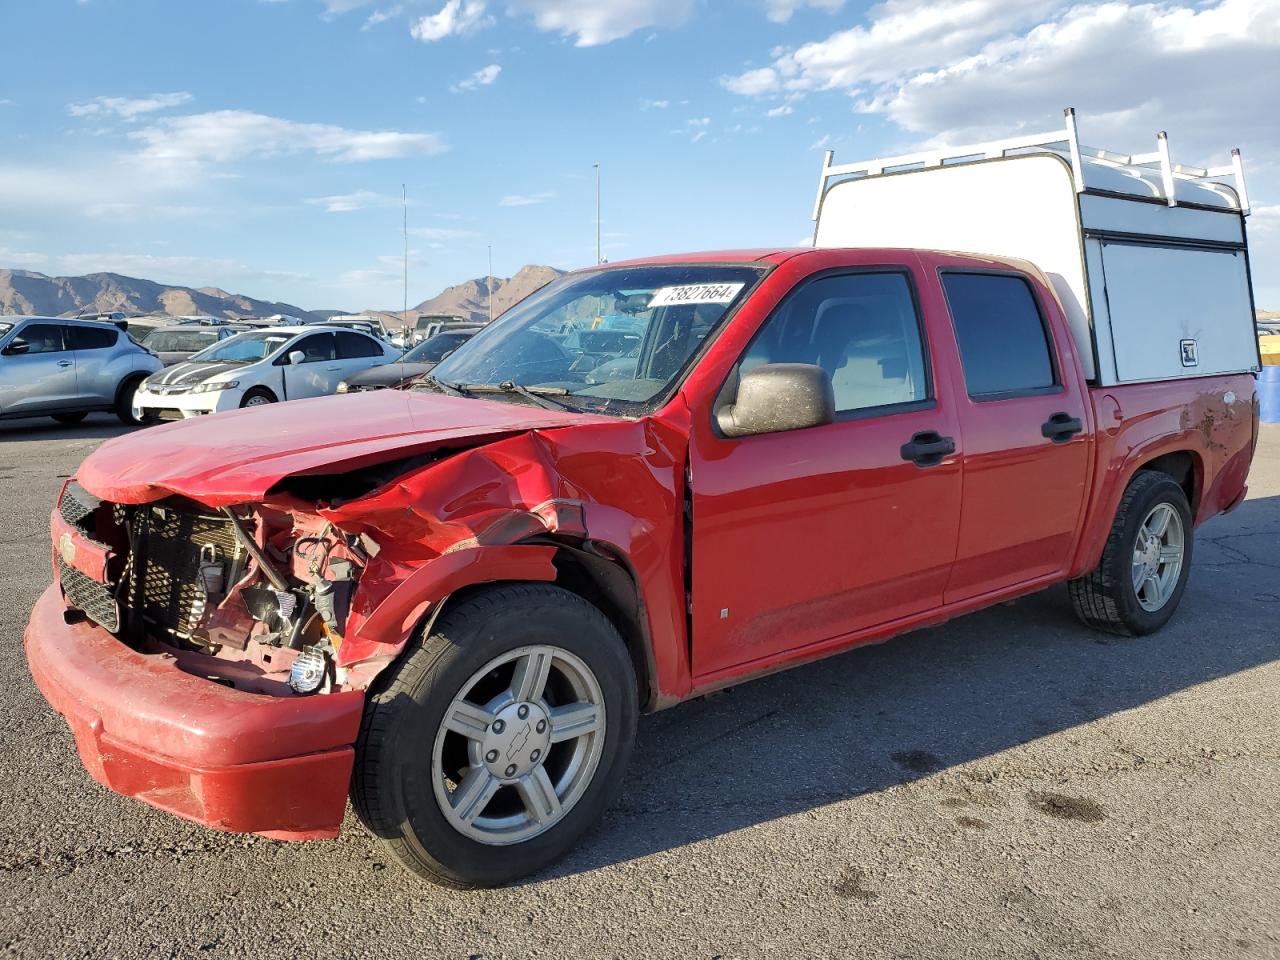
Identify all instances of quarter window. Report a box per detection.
[941,273,1055,397]
[737,272,930,414]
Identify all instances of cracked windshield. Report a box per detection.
[428,264,763,414]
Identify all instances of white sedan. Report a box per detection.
[132,326,399,420]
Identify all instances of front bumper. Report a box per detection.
[24,583,364,841]
[132,385,238,420]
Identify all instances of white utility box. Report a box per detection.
[812,109,1259,386]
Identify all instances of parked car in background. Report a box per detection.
[141,324,249,366]
[0,316,161,425]
[130,325,398,420]
[336,326,480,393]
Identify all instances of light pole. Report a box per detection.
[487,244,494,325]
[593,162,601,264]
[402,183,410,342]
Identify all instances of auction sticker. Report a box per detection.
[649,282,745,308]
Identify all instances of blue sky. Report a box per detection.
[1,0,1276,311]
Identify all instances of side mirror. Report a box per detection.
[3,338,30,356]
[716,363,835,438]
[288,350,305,365]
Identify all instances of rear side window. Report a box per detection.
[336,331,382,359]
[67,326,117,350]
[942,273,1055,397]
[738,272,930,414]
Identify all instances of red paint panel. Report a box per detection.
[49,508,113,583]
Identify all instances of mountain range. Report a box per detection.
[0,264,567,326]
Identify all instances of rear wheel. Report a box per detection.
[51,412,87,425]
[353,584,638,888]
[239,387,276,408]
[1069,471,1193,636]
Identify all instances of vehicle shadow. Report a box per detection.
[0,413,135,441]
[538,492,1280,881]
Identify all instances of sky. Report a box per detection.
[0,0,1277,312]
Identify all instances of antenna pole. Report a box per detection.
[487,244,494,325]
[594,162,601,264]
[402,183,409,333]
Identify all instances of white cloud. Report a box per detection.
[720,67,780,96]
[0,248,308,288]
[687,117,711,126]
[764,0,843,23]
[130,110,447,164]
[498,191,555,206]
[691,130,706,143]
[766,104,793,118]
[410,0,491,40]
[409,226,483,239]
[0,99,14,107]
[452,63,502,92]
[305,190,405,212]
[640,98,669,110]
[68,92,193,119]
[508,0,693,46]
[363,4,402,27]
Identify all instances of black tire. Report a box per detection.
[51,412,87,425]
[115,377,147,425]
[1069,471,1194,636]
[239,387,277,408]
[352,583,638,888]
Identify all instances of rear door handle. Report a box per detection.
[56,359,73,367]
[1041,412,1084,443]
[900,430,956,467]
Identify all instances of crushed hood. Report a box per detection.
[77,390,612,506]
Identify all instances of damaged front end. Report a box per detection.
[54,478,372,699]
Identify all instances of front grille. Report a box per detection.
[57,556,120,631]
[59,481,100,528]
[133,506,243,639]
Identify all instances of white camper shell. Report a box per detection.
[812,109,1259,386]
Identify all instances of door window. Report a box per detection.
[294,333,336,362]
[941,273,1056,398]
[11,323,67,354]
[737,272,929,414]
[68,326,117,350]
[335,331,382,359]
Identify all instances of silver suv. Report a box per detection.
[0,316,163,426]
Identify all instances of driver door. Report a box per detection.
[687,268,964,679]
[0,322,79,415]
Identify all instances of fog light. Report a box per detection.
[288,646,327,695]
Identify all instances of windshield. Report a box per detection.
[190,330,291,363]
[429,264,763,415]
[143,329,220,353]
[405,331,473,363]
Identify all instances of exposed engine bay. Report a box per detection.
[56,479,373,697]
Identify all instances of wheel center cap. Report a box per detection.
[481,701,551,780]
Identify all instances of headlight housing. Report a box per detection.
[191,379,240,394]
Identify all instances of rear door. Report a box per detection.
[66,324,120,405]
[688,265,964,679]
[334,331,387,382]
[934,269,1092,601]
[281,332,339,399]
[0,322,78,415]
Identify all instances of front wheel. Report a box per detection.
[115,377,148,425]
[1069,471,1193,636]
[352,584,638,888]
[239,387,276,408]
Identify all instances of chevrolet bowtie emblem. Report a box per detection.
[58,532,76,566]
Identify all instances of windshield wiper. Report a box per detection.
[415,374,470,398]
[460,380,573,411]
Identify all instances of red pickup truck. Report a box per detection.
[25,245,1257,887]
[24,120,1263,888]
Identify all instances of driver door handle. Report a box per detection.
[56,359,73,367]
[900,430,956,467]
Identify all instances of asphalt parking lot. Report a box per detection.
[1,413,1277,960]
